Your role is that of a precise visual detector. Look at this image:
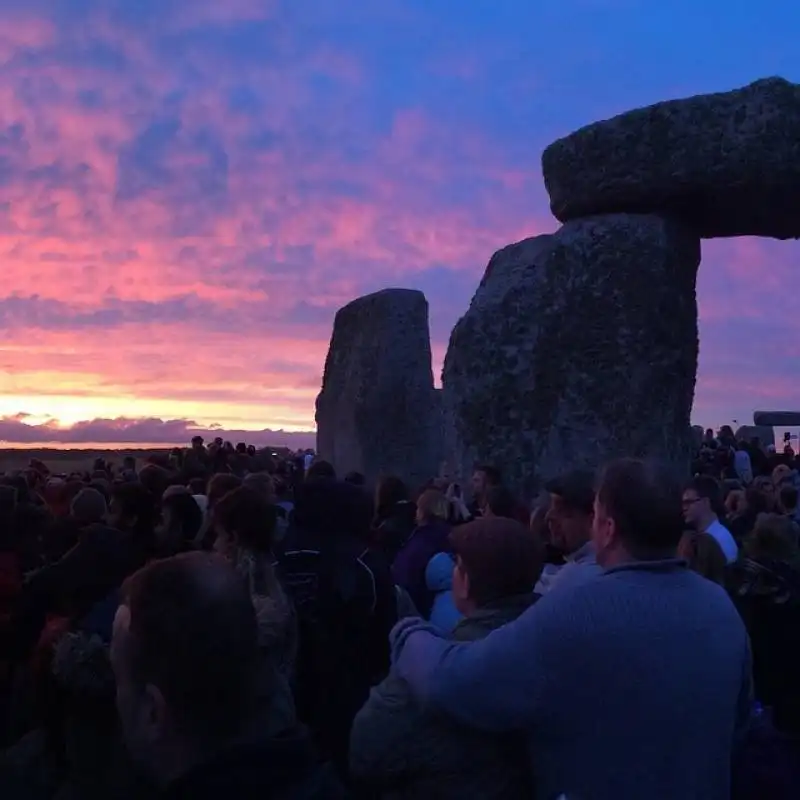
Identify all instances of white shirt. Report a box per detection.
[705,519,739,564]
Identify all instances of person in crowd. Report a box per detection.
[155,491,202,559]
[444,481,472,524]
[110,553,343,799]
[199,474,242,550]
[70,488,107,527]
[424,552,462,633]
[469,465,502,518]
[343,471,365,487]
[535,470,600,594]
[137,464,171,503]
[754,475,777,511]
[306,460,336,481]
[350,517,541,798]
[1,482,152,662]
[682,475,739,563]
[728,513,800,735]
[778,485,800,526]
[735,442,754,485]
[773,463,794,488]
[389,458,752,800]
[243,472,289,542]
[278,478,397,778]
[207,473,242,512]
[213,487,296,691]
[729,487,770,544]
[41,481,84,564]
[678,530,727,585]
[481,485,518,520]
[372,477,417,563]
[391,488,451,617]
[108,482,159,561]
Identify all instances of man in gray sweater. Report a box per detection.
[391,458,752,800]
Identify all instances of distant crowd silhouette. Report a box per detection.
[0,428,798,798]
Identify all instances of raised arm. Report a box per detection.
[390,603,552,732]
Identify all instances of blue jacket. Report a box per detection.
[391,559,752,800]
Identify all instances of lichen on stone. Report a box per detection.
[442,215,701,499]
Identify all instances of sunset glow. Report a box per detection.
[0,1,799,446]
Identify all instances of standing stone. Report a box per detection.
[316,288,441,489]
[542,77,800,239]
[442,214,701,500]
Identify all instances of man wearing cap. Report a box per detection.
[536,470,602,595]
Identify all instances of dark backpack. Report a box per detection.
[278,543,388,771]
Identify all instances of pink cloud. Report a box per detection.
[1,0,793,442]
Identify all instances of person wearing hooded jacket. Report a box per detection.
[277,478,397,780]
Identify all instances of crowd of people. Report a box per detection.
[0,428,797,798]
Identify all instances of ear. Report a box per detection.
[453,556,470,598]
[595,513,616,552]
[143,683,168,736]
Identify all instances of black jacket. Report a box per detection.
[161,728,347,800]
[278,480,397,773]
[1,524,147,660]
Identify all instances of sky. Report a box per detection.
[0,1,798,447]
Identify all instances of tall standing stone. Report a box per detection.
[542,77,800,239]
[442,214,701,499]
[316,288,441,489]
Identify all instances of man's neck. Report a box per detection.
[698,511,718,531]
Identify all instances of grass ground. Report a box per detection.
[0,449,171,475]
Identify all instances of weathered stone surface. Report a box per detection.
[442,214,701,499]
[316,288,441,489]
[542,77,800,239]
[753,410,800,427]
[735,425,775,448]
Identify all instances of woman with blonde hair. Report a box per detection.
[391,488,452,617]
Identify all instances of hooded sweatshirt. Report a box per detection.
[425,552,462,633]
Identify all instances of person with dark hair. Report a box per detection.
[389,458,751,800]
[728,513,800,737]
[778,484,800,524]
[683,475,739,563]
[212,487,296,719]
[213,486,278,560]
[206,472,242,514]
[392,489,451,618]
[156,492,202,558]
[469,465,502,517]
[482,485,517,520]
[137,463,171,502]
[278,479,397,779]
[109,482,158,559]
[343,471,365,487]
[188,477,206,496]
[351,517,541,798]
[1,482,150,662]
[200,474,242,549]
[373,476,417,563]
[537,470,601,594]
[110,553,342,798]
[306,460,336,481]
[70,488,107,526]
[678,531,727,585]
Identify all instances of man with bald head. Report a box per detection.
[111,552,342,799]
